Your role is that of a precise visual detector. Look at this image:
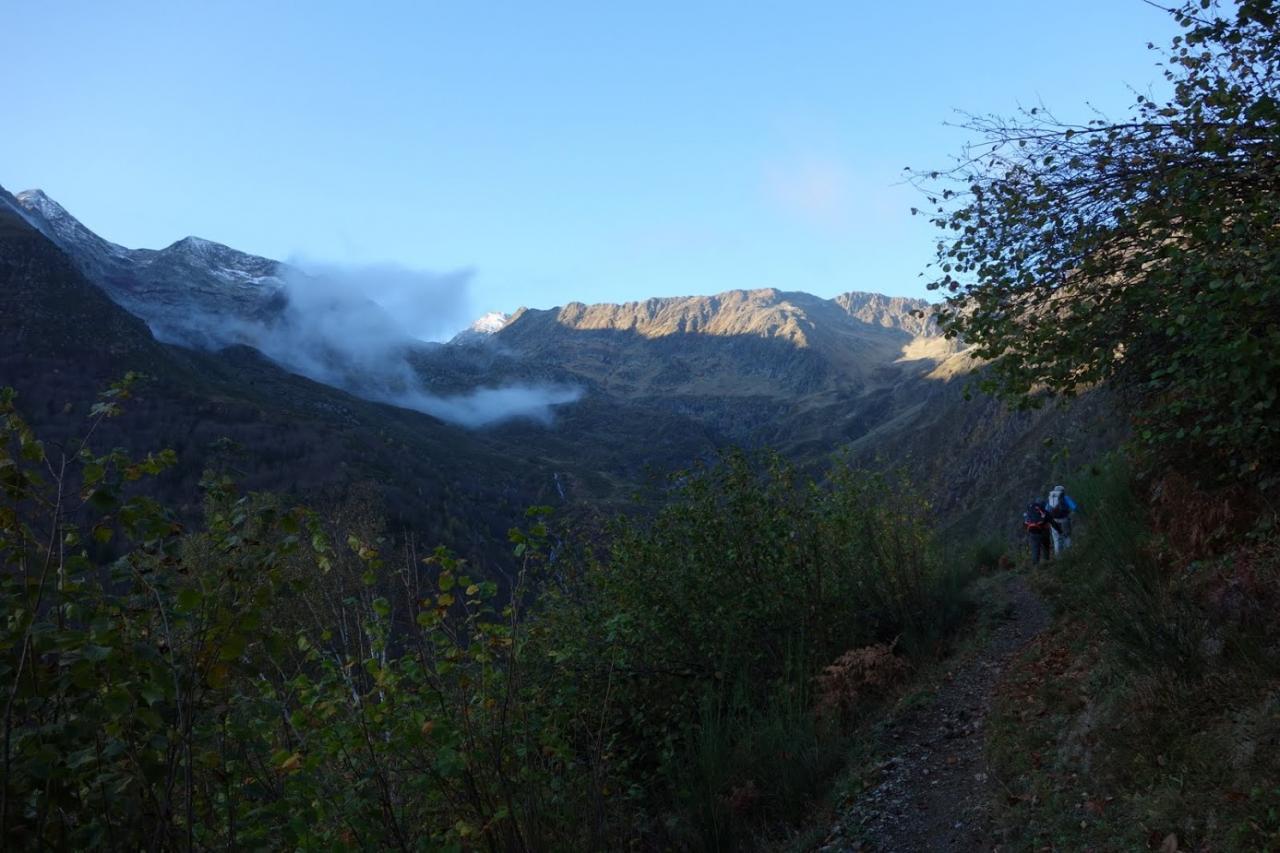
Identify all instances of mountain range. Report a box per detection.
[0,185,1121,565]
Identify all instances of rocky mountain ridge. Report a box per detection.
[13,188,287,348]
[499,287,938,351]
[12,188,961,409]
[479,288,967,449]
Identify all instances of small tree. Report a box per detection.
[917,0,1280,487]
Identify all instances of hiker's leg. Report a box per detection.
[1029,533,1042,564]
[1050,526,1062,555]
[1061,517,1072,550]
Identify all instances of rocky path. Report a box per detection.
[819,574,1049,852]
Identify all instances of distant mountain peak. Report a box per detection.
[14,188,126,258]
[831,291,938,336]
[448,311,511,346]
[535,288,837,347]
[16,188,57,207]
[165,235,226,257]
[16,189,74,224]
[470,311,509,334]
[11,189,285,349]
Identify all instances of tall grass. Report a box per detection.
[1038,457,1206,673]
[670,670,847,852]
[989,456,1280,850]
[1043,457,1280,679]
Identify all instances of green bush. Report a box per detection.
[526,450,960,846]
[0,380,305,849]
[998,457,1280,850]
[1042,457,1280,680]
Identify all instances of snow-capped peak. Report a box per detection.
[10,188,286,349]
[447,311,512,346]
[13,188,124,257]
[470,311,509,334]
[167,235,221,256]
[16,189,74,225]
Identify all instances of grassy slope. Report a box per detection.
[984,465,1280,851]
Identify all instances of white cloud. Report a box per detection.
[180,260,581,428]
[284,259,475,344]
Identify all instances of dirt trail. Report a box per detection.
[819,574,1049,852]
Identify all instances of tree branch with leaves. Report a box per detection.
[915,0,1280,487]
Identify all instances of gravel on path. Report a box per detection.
[818,574,1049,852]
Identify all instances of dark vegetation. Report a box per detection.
[0,380,970,850]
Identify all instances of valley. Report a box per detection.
[1,184,1112,567]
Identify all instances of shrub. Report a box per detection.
[993,456,1280,850]
[813,642,909,725]
[527,450,958,845]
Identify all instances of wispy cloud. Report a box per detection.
[765,154,854,231]
[173,260,581,428]
[285,259,475,344]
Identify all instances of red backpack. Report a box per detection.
[1023,502,1050,532]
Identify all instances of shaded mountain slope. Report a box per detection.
[0,195,570,568]
[841,367,1124,537]
[13,189,287,348]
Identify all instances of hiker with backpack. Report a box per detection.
[1046,484,1078,555]
[1022,498,1058,564]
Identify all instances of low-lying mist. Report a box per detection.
[189,260,582,428]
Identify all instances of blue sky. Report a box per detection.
[4,1,1180,331]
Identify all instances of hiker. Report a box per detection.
[1045,484,1078,555]
[1022,498,1057,564]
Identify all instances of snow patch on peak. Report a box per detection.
[12,188,126,257]
[470,311,509,334]
[16,189,71,222]
[0,191,42,231]
[168,235,219,254]
[448,311,512,346]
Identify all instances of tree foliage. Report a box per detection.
[918,0,1280,487]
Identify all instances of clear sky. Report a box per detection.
[4,1,1180,329]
